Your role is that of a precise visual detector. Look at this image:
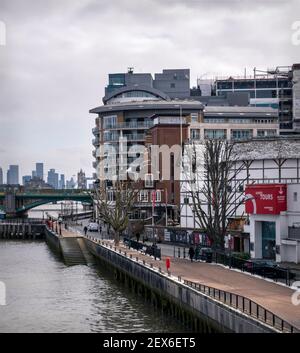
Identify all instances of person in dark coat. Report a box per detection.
[84,226,88,236]
[188,246,195,262]
[136,232,140,243]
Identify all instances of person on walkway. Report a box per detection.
[188,246,195,262]
[136,232,140,243]
[84,226,88,236]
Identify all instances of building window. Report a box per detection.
[204,129,226,139]
[293,192,298,202]
[191,129,200,140]
[204,118,225,123]
[233,81,255,89]
[139,190,148,202]
[103,115,117,129]
[191,113,198,122]
[256,90,277,98]
[103,131,119,142]
[145,173,154,188]
[170,83,175,88]
[156,190,161,202]
[217,81,233,90]
[231,129,253,140]
[107,190,115,201]
[257,129,277,137]
[228,118,251,124]
[257,130,265,137]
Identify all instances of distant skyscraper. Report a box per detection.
[32,170,37,178]
[23,175,32,185]
[47,169,59,189]
[36,163,44,180]
[59,174,65,189]
[66,177,75,189]
[7,165,19,185]
[77,169,87,189]
[0,167,3,185]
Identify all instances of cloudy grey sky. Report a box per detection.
[0,0,299,182]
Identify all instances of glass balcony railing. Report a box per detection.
[92,127,100,135]
[104,121,153,130]
[125,133,146,141]
[103,133,146,142]
[92,137,100,146]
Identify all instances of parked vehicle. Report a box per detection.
[198,247,213,263]
[243,259,295,279]
[87,222,98,232]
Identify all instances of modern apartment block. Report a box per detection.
[215,64,300,134]
[189,106,279,141]
[91,69,282,225]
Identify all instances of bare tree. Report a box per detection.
[93,179,142,245]
[183,139,247,250]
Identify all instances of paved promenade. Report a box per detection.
[114,240,300,330]
[60,227,300,330]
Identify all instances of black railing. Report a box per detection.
[212,251,300,286]
[183,279,298,333]
[172,246,300,286]
[123,237,161,260]
[0,218,45,224]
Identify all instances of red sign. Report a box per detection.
[245,184,287,215]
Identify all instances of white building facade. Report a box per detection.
[180,137,300,263]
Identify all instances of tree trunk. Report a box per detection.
[114,231,120,246]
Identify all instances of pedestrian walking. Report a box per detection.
[188,246,195,262]
[84,226,88,236]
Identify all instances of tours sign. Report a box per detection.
[245,184,287,215]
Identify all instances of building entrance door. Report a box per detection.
[261,221,276,260]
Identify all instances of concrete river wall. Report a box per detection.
[84,237,277,333]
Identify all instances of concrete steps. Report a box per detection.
[60,237,87,266]
[77,238,96,265]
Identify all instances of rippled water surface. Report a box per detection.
[0,241,187,333]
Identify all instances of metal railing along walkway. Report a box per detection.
[183,279,299,333]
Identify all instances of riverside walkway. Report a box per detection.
[60,226,300,331]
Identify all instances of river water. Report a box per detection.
[0,240,187,333]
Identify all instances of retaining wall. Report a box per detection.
[84,238,276,333]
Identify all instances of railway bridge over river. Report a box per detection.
[0,186,93,218]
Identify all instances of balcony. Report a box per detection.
[124,133,146,141]
[103,135,120,142]
[103,133,146,142]
[104,121,153,130]
[92,137,100,146]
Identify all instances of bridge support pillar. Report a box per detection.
[4,191,17,218]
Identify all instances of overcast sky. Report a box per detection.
[0,0,299,182]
